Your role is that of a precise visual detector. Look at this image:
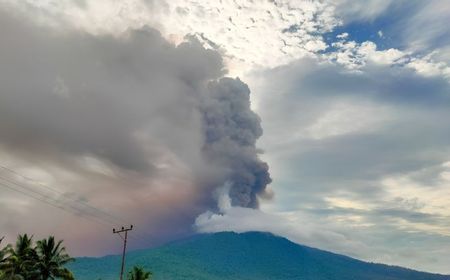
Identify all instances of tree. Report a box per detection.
[35,236,74,280]
[0,235,75,280]
[127,266,152,280]
[0,237,6,264]
[0,238,6,280]
[0,234,39,280]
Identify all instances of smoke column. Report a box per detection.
[202,78,272,207]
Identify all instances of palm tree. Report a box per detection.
[35,236,74,280]
[0,237,6,263]
[0,234,39,280]
[127,266,152,280]
[0,237,6,280]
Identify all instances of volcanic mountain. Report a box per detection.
[69,231,450,280]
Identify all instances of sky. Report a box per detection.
[0,0,450,274]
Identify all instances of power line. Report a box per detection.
[0,176,152,245]
[0,165,155,247]
[0,165,127,225]
[0,177,113,229]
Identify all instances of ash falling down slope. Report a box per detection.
[0,9,270,254]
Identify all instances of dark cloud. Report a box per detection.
[268,59,450,106]
[247,57,450,272]
[254,58,450,191]
[0,13,221,172]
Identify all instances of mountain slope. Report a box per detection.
[69,231,449,280]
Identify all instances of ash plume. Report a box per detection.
[202,78,272,207]
[0,7,270,254]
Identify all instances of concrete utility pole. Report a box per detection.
[113,225,133,280]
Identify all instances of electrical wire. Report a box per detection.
[0,165,127,225]
[0,165,156,247]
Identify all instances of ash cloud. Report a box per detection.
[201,78,271,207]
[0,8,270,254]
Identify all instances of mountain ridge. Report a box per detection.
[69,231,450,280]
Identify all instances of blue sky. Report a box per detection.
[0,0,449,274]
[325,1,419,50]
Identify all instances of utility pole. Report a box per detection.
[113,225,133,280]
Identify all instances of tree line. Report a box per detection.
[0,235,151,280]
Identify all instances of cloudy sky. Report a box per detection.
[1,0,450,274]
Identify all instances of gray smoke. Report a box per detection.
[0,7,270,252]
[202,78,272,207]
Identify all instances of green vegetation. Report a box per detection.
[69,232,450,280]
[2,232,449,280]
[0,234,74,280]
[127,266,152,280]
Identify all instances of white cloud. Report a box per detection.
[407,54,450,79]
[4,0,450,81]
[358,42,405,65]
[336,32,348,39]
[305,101,393,140]
[400,1,450,52]
[377,30,383,38]
[331,0,398,22]
[381,163,450,222]
[0,0,155,34]
[195,183,450,273]
[2,0,339,74]
[328,39,450,80]
[329,40,406,68]
[195,184,369,258]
